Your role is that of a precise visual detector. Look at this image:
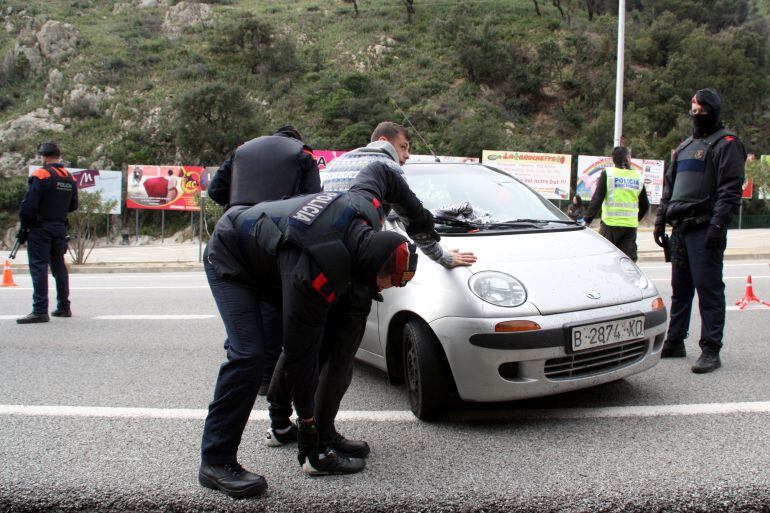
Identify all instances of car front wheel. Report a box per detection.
[402,319,453,420]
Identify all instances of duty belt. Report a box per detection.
[671,213,711,232]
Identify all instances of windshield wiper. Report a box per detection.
[500,218,579,225]
[434,216,540,230]
[433,215,481,228]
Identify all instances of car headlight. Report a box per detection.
[468,271,527,307]
[619,257,649,289]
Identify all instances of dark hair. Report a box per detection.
[370,122,410,143]
[612,146,630,168]
[37,141,61,157]
[275,124,303,141]
[167,169,174,176]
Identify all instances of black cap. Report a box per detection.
[37,141,61,157]
[274,125,303,141]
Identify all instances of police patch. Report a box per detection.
[290,192,341,225]
[694,150,705,160]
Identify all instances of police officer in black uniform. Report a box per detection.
[198,162,427,498]
[207,125,320,208]
[654,88,746,373]
[207,125,321,395]
[17,141,78,324]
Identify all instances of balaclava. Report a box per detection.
[691,88,723,138]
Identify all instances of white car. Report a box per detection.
[355,162,667,419]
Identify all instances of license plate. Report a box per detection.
[570,316,645,352]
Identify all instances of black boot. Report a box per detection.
[323,431,371,459]
[661,339,686,358]
[51,308,72,318]
[691,352,721,374]
[17,312,49,324]
[298,420,365,476]
[198,462,267,499]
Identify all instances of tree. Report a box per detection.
[214,15,299,75]
[67,191,117,265]
[172,82,262,165]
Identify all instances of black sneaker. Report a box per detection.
[661,339,686,358]
[51,308,72,318]
[324,432,370,459]
[16,313,49,324]
[265,423,297,447]
[198,462,267,499]
[302,448,366,476]
[692,352,721,374]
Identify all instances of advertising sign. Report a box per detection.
[482,150,571,200]
[127,165,203,211]
[576,156,665,205]
[29,165,122,214]
[313,150,348,171]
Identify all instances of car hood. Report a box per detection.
[447,228,644,315]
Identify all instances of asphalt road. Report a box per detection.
[0,262,768,512]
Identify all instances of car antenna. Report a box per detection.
[389,96,440,162]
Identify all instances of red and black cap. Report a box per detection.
[390,241,418,287]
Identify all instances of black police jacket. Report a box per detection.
[19,163,78,229]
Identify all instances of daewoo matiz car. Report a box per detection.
[354,162,668,419]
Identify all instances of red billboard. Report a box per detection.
[127,165,203,211]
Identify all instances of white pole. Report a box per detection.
[613,0,626,147]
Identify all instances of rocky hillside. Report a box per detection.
[0,0,768,182]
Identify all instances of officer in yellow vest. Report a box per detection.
[584,146,649,261]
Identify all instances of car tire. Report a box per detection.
[402,319,453,420]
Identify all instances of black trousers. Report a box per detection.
[27,222,70,314]
[267,284,372,444]
[201,259,274,465]
[665,224,726,354]
[599,222,638,261]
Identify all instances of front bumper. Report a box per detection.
[429,300,667,402]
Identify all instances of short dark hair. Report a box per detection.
[37,141,61,157]
[612,146,630,168]
[370,122,409,143]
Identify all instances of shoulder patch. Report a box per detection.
[32,168,51,179]
[724,136,735,142]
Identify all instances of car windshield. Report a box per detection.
[401,163,575,232]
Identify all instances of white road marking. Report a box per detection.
[0,401,768,422]
[640,262,770,270]
[92,315,214,320]
[726,305,770,311]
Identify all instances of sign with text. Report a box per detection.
[482,150,571,200]
[576,156,665,205]
[29,165,122,214]
[313,150,348,171]
[127,165,203,211]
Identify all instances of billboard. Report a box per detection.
[482,150,571,200]
[127,165,203,211]
[576,156,665,205]
[29,165,122,214]
[313,150,348,171]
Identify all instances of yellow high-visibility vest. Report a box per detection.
[601,167,643,228]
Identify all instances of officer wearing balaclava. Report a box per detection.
[654,88,747,373]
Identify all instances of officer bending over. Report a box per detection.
[207,125,321,396]
[199,163,426,498]
[265,122,475,459]
[17,142,78,324]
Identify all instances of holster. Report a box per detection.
[662,234,671,263]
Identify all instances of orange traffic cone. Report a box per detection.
[735,275,770,310]
[1,259,17,287]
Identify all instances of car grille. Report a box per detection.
[544,340,647,380]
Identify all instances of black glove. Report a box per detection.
[653,224,666,248]
[705,224,723,249]
[16,229,30,244]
